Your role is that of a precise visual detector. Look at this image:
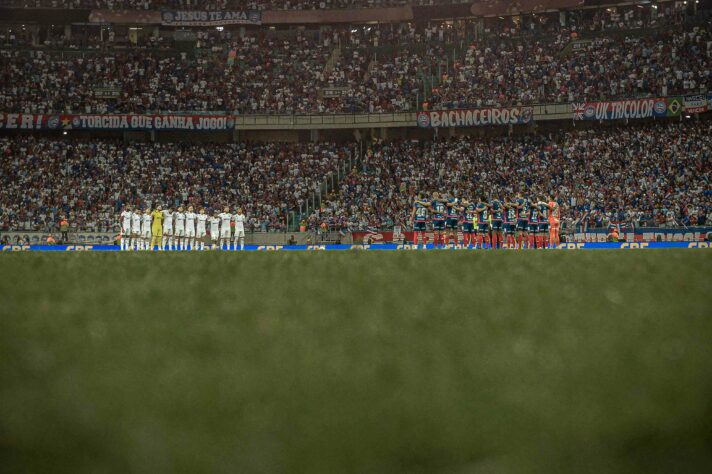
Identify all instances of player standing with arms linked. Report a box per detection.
[174,206,186,251]
[162,207,174,250]
[430,192,447,249]
[490,197,504,249]
[196,208,208,250]
[410,193,430,248]
[141,208,152,250]
[150,205,164,250]
[535,199,554,249]
[131,208,142,251]
[218,206,232,250]
[461,199,477,249]
[475,198,490,249]
[528,201,540,249]
[503,200,517,249]
[233,207,247,250]
[445,194,460,247]
[185,206,197,250]
[515,193,529,249]
[209,210,221,249]
[548,197,561,248]
[120,205,132,251]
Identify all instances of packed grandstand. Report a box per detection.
[0,0,710,244]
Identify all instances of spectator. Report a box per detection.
[0,138,354,232]
[59,215,69,243]
[312,121,712,231]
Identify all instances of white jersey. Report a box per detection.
[209,216,220,237]
[185,212,196,231]
[234,213,246,231]
[196,213,208,236]
[218,212,232,238]
[219,212,232,229]
[142,214,152,236]
[162,210,174,232]
[131,212,142,234]
[174,212,185,235]
[121,210,132,232]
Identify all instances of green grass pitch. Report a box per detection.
[1,250,712,473]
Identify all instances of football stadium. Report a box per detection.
[1,0,712,472]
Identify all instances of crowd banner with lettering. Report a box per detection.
[321,87,350,98]
[0,113,234,131]
[160,10,261,26]
[683,94,709,114]
[90,7,412,25]
[572,97,682,121]
[416,107,533,128]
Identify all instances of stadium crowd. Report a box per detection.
[1,21,710,113]
[0,138,354,232]
[310,121,712,232]
[1,121,709,234]
[430,27,712,108]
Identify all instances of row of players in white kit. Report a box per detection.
[120,205,247,250]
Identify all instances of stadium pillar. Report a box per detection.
[64,24,71,41]
[30,25,40,47]
[310,129,320,142]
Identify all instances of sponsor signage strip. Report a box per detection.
[353,227,712,244]
[572,97,683,121]
[416,107,533,128]
[161,10,262,26]
[0,113,234,131]
[3,242,711,251]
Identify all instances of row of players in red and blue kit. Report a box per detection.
[410,192,561,249]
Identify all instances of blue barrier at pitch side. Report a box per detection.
[2,242,711,252]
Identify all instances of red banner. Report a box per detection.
[0,113,234,131]
[416,107,533,128]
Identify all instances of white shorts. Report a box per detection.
[186,228,195,237]
[197,229,206,238]
[220,228,231,239]
[142,230,151,238]
[175,228,185,237]
[234,229,245,238]
[163,226,173,236]
[122,225,131,235]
